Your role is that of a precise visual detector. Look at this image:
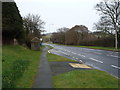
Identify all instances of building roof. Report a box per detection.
[31,37,40,42]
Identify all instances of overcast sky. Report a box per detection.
[15,0,101,33]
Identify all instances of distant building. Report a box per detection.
[65,25,89,45]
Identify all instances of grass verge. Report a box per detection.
[47,53,77,62]
[47,45,54,49]
[2,45,44,88]
[75,46,120,52]
[53,70,119,88]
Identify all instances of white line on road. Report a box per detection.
[111,65,120,69]
[48,50,50,53]
[76,58,78,60]
[94,52,102,55]
[110,55,120,58]
[73,57,75,59]
[89,58,103,63]
[78,54,86,57]
[79,60,83,62]
[72,52,77,54]
[107,55,120,58]
[81,55,86,57]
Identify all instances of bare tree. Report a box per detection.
[94,16,114,35]
[51,27,69,44]
[23,13,45,47]
[23,13,45,38]
[95,0,120,48]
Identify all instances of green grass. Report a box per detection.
[2,45,44,88]
[47,45,54,49]
[47,53,77,62]
[53,70,119,88]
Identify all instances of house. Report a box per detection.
[65,25,89,45]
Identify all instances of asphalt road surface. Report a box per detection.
[45,43,120,78]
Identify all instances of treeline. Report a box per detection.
[50,25,117,47]
[2,2,45,48]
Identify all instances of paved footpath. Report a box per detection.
[32,46,52,88]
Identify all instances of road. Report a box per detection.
[45,43,120,78]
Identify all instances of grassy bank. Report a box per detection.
[47,53,77,62]
[53,70,119,88]
[2,45,44,88]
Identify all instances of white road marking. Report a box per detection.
[110,55,120,58]
[111,65,120,69]
[78,54,85,57]
[73,57,75,59]
[76,58,78,60]
[94,52,102,55]
[107,55,120,58]
[89,58,103,63]
[72,52,77,54]
[81,55,86,57]
[48,50,50,53]
[79,60,83,62]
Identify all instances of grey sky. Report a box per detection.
[15,0,101,33]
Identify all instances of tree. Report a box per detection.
[51,27,69,44]
[2,2,23,44]
[23,13,45,38]
[95,0,120,48]
[94,16,114,35]
[23,13,45,47]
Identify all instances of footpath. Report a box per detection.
[32,46,52,88]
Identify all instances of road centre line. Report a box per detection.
[73,57,75,58]
[94,52,102,55]
[72,52,77,54]
[111,65,120,69]
[76,58,78,60]
[78,54,86,57]
[110,55,120,58]
[107,55,120,58]
[81,55,86,57]
[89,58,103,63]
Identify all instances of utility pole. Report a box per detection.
[115,30,118,49]
[115,22,118,49]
